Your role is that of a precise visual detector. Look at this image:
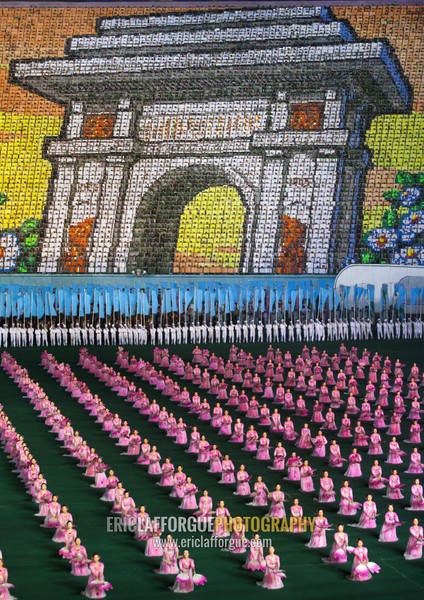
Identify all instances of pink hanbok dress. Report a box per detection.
[285,457,301,481]
[257,554,285,589]
[338,487,361,515]
[369,465,387,490]
[404,525,424,560]
[322,532,348,563]
[344,454,362,477]
[170,473,187,499]
[379,511,401,542]
[256,438,270,461]
[385,474,404,500]
[235,471,251,496]
[248,482,269,507]
[386,441,405,464]
[348,547,380,581]
[306,517,331,548]
[319,477,336,503]
[172,558,206,593]
[69,544,90,576]
[213,506,231,537]
[266,491,286,517]
[220,460,235,484]
[300,466,315,492]
[179,484,198,510]
[210,407,223,428]
[160,463,175,487]
[243,540,266,571]
[368,433,383,455]
[406,452,423,474]
[193,497,213,522]
[354,501,377,528]
[229,423,244,443]
[406,484,424,510]
[312,436,327,458]
[270,448,286,471]
[155,542,179,574]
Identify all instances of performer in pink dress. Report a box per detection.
[344,448,362,478]
[186,427,200,454]
[235,465,251,496]
[306,510,331,548]
[387,413,402,437]
[179,478,198,510]
[285,453,302,481]
[243,534,266,571]
[318,472,336,503]
[219,455,236,484]
[210,403,223,428]
[269,443,286,471]
[338,481,361,516]
[208,446,223,473]
[213,500,231,537]
[384,469,404,500]
[322,524,349,563]
[347,539,380,581]
[256,433,271,461]
[218,411,232,436]
[243,426,259,452]
[52,506,73,542]
[405,479,424,511]
[351,494,378,529]
[147,447,162,475]
[155,535,179,574]
[69,538,90,577]
[323,408,337,431]
[270,410,284,433]
[42,495,61,528]
[404,518,423,560]
[230,419,244,443]
[134,506,151,541]
[171,551,206,593]
[58,522,77,559]
[266,485,286,518]
[300,460,315,492]
[256,547,286,589]
[353,422,368,447]
[290,499,305,533]
[378,505,402,542]
[368,429,383,455]
[159,458,175,487]
[369,460,388,490]
[311,431,327,458]
[283,417,298,442]
[386,437,405,464]
[248,477,269,507]
[328,440,346,468]
[338,414,352,438]
[170,467,187,500]
[197,437,211,464]
[225,517,247,554]
[0,558,15,600]
[406,448,423,474]
[405,420,422,445]
[194,491,213,522]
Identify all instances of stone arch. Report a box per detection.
[125,163,252,274]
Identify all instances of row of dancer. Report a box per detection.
[1,352,116,599]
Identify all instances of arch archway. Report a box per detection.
[127,166,248,274]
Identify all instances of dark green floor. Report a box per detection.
[0,340,423,599]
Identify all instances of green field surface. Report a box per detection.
[0,340,423,600]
